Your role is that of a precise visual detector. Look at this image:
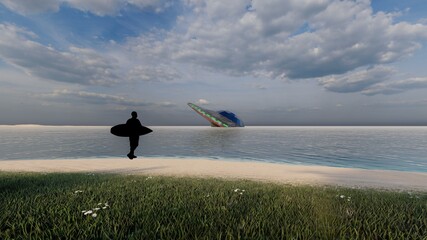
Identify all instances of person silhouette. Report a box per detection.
[126,111,142,160]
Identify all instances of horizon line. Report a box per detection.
[1,124,427,128]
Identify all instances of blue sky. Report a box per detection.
[0,1,182,48]
[1,0,427,126]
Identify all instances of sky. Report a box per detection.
[0,0,427,126]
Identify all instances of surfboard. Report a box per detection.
[110,124,153,137]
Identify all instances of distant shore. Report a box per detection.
[1,158,426,191]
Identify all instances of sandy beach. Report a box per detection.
[1,157,426,191]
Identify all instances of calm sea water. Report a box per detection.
[0,126,426,172]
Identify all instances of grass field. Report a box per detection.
[0,172,426,239]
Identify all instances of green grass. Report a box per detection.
[0,172,426,239]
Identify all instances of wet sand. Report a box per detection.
[1,157,426,191]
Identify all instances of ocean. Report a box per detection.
[0,126,426,172]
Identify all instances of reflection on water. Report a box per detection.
[1,126,427,172]
[188,128,243,156]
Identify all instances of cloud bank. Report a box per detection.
[0,23,182,85]
[318,66,394,93]
[40,89,176,108]
[362,77,427,96]
[1,0,427,96]
[128,0,427,79]
[319,66,427,95]
[0,23,120,85]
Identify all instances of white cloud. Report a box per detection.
[0,0,59,15]
[318,65,427,95]
[0,0,175,16]
[196,99,210,105]
[158,101,176,107]
[128,65,181,82]
[65,0,123,16]
[128,0,175,13]
[0,23,120,86]
[318,66,395,93]
[362,77,427,96]
[126,0,427,81]
[0,24,183,86]
[40,89,176,107]
[3,0,427,97]
[418,18,427,24]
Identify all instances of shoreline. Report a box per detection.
[1,157,426,191]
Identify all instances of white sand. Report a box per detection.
[1,157,426,191]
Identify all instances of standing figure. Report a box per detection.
[126,111,142,160]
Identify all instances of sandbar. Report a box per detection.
[1,158,426,191]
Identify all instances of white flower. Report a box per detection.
[340,195,345,198]
[92,213,97,218]
[234,188,245,194]
[102,207,107,209]
[84,210,93,215]
[74,190,83,194]
[94,208,100,211]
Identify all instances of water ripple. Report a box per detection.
[1,126,427,172]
